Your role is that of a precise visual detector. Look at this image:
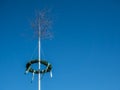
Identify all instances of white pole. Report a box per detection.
[38,19,41,90]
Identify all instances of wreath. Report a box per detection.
[25,59,52,74]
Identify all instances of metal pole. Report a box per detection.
[38,19,41,90]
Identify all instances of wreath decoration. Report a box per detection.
[25,59,52,74]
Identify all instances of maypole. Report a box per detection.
[25,9,53,90]
[38,17,41,90]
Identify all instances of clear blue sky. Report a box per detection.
[0,0,120,90]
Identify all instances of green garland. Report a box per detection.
[25,59,52,74]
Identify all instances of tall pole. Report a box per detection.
[38,19,41,90]
[25,10,52,90]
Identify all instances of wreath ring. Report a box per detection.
[25,59,52,74]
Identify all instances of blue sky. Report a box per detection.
[0,0,120,90]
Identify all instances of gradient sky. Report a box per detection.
[0,0,120,90]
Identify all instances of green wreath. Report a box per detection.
[25,59,52,74]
